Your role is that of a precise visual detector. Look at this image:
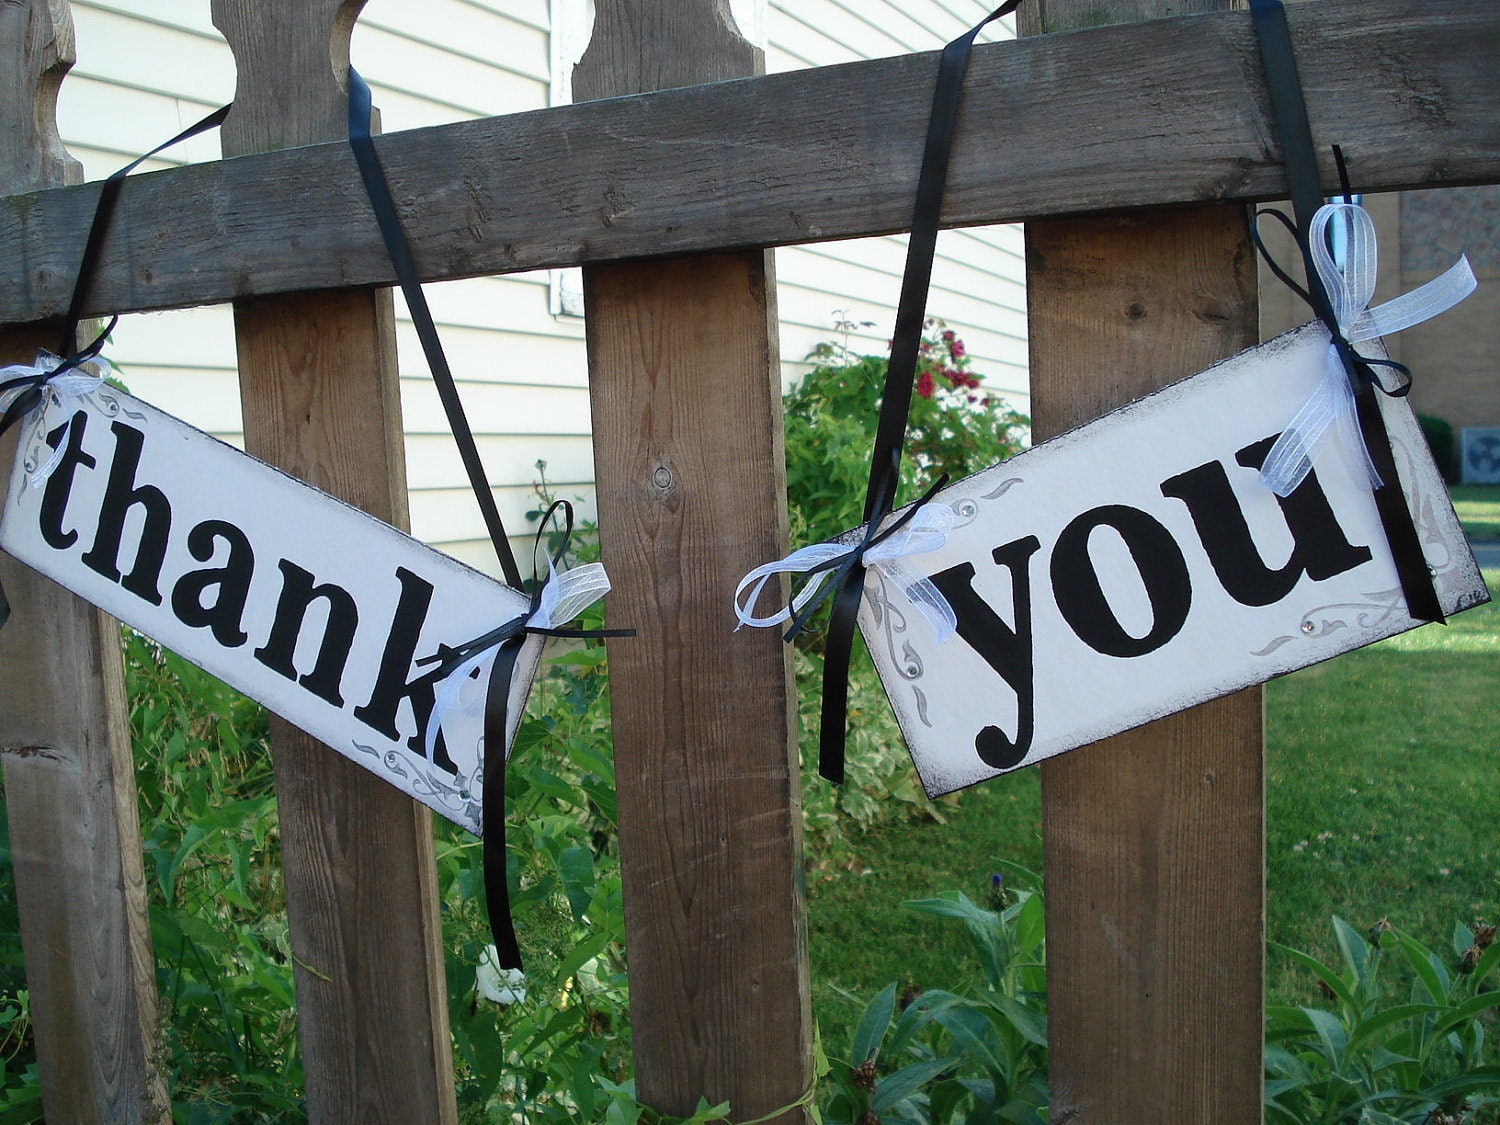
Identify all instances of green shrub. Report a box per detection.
[784,320,1028,548]
[820,867,1049,1125]
[126,630,301,1123]
[1266,917,1500,1124]
[1419,414,1457,484]
[822,878,1500,1125]
[784,323,1028,874]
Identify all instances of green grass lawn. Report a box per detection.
[1454,484,1500,540]
[807,565,1500,1051]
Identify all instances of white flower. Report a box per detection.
[476,944,526,1005]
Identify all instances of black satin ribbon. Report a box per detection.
[346,70,524,591]
[1248,0,1443,624]
[0,105,228,633]
[415,501,632,970]
[61,104,231,355]
[810,2,1020,784]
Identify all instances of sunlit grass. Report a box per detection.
[1453,484,1500,540]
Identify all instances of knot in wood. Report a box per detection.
[651,462,675,494]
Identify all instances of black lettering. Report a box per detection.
[353,567,454,769]
[929,535,1041,770]
[38,412,96,550]
[80,421,171,605]
[1160,435,1372,607]
[171,519,255,647]
[253,560,358,706]
[1051,505,1191,658]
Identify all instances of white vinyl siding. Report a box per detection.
[53,0,1027,577]
[766,0,1027,409]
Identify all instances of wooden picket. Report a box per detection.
[1,0,1497,1121]
[1018,7,1266,1120]
[0,4,165,1121]
[209,3,458,1119]
[574,4,811,1114]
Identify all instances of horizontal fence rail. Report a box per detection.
[1,0,1496,324]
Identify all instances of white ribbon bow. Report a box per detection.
[1259,202,1476,497]
[423,558,612,762]
[0,351,107,489]
[734,502,958,644]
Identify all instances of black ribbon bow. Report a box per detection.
[416,501,629,971]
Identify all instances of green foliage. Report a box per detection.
[818,869,1048,1125]
[1452,487,1500,542]
[125,632,301,1123]
[784,322,1029,879]
[783,321,1028,548]
[1418,414,1457,485]
[0,794,37,1123]
[1266,917,1500,1124]
[795,646,949,876]
[1266,572,1500,1004]
[423,574,636,1122]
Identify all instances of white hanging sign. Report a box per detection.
[750,321,1489,798]
[0,384,545,834]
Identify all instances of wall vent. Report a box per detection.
[1460,428,1500,485]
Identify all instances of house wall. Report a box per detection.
[54,0,1028,577]
[1396,186,1500,439]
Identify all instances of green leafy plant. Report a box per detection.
[785,321,1027,877]
[125,630,301,1123]
[784,319,1028,548]
[820,866,1049,1125]
[1266,916,1500,1124]
[1417,415,1457,485]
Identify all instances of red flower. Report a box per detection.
[916,371,935,399]
[949,338,966,359]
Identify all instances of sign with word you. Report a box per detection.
[857,322,1489,797]
[0,386,540,835]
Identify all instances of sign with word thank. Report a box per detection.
[1,385,540,835]
[852,322,1489,796]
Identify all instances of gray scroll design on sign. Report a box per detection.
[863,478,1026,729]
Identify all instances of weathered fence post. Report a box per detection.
[0,3,166,1121]
[573,1,813,1118]
[209,3,457,1119]
[1019,3,1265,1121]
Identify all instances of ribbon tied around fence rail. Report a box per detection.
[1258,202,1475,498]
[735,494,958,646]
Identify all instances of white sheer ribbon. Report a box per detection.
[734,502,958,644]
[0,352,106,488]
[423,559,612,761]
[1259,202,1476,497]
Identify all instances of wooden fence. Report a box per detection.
[1,0,1496,1121]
